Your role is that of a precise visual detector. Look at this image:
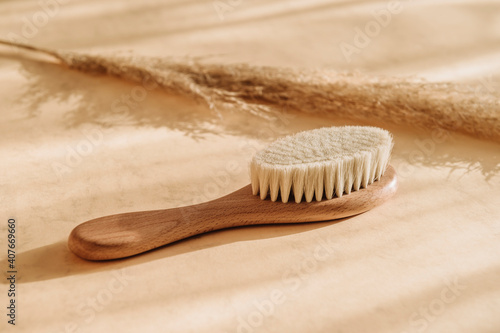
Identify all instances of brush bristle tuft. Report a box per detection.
[250,126,393,203]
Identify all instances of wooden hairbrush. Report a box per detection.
[69,126,397,260]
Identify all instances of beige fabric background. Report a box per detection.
[1,0,499,332]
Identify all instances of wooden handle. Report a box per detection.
[68,166,398,260]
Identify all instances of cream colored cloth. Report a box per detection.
[1,1,499,332]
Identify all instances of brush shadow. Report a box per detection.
[1,218,347,284]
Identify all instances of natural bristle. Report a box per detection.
[250,126,393,203]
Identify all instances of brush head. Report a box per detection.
[250,126,393,203]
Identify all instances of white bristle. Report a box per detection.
[250,126,393,203]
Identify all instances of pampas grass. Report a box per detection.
[1,39,498,141]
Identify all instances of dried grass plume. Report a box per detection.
[0,40,498,141]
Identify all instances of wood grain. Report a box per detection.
[68,165,398,260]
